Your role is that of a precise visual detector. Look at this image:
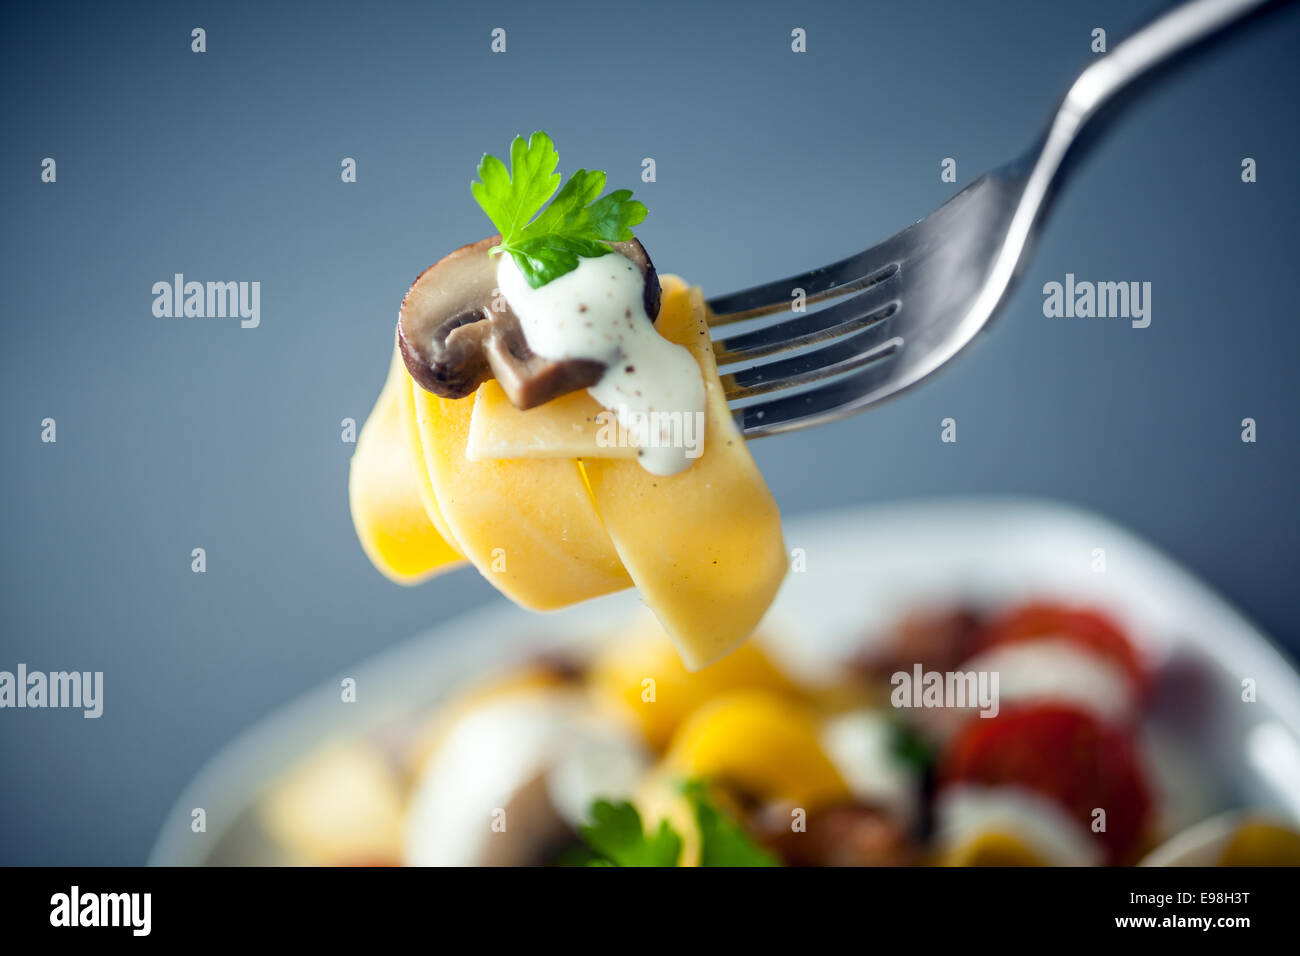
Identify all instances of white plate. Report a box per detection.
[149,497,1300,865]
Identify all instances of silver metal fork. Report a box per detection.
[710,0,1283,438]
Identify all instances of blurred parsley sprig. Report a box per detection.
[569,780,780,868]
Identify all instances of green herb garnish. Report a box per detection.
[578,799,682,867]
[471,130,647,289]
[681,780,781,868]
[575,781,780,867]
[887,716,937,772]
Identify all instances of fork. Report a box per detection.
[708,0,1283,438]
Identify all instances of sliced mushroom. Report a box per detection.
[398,236,660,410]
[750,801,914,867]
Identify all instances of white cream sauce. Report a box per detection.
[496,251,706,476]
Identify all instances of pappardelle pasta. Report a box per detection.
[349,133,786,669]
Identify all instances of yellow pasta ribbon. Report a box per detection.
[350,277,786,668]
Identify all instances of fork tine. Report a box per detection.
[721,325,903,402]
[732,350,905,437]
[706,255,899,326]
[712,289,900,366]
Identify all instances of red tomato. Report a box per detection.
[973,602,1146,692]
[940,705,1151,864]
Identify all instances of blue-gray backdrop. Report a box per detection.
[1,0,1297,864]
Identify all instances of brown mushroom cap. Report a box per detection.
[397,237,660,410]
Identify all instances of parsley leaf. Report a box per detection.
[471,131,647,289]
[471,130,561,243]
[577,799,682,867]
[575,783,780,867]
[887,716,937,772]
[681,781,781,868]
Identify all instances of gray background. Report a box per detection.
[1,0,1296,864]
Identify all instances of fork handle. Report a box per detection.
[1061,0,1275,130]
[1043,0,1282,178]
[995,0,1284,286]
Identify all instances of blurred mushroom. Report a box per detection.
[751,801,913,867]
[403,689,647,866]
